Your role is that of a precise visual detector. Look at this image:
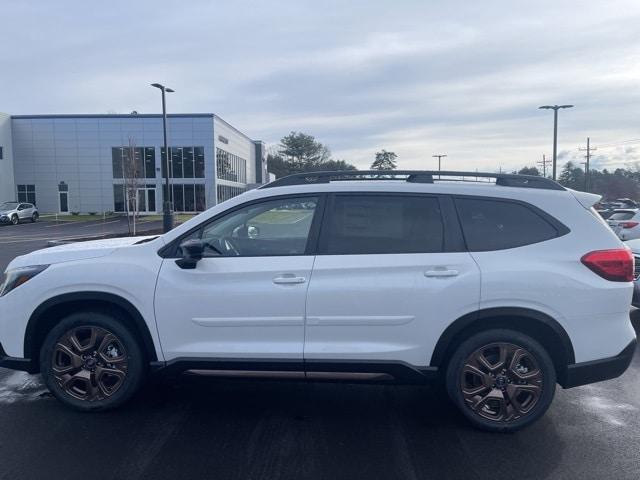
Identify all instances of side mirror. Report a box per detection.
[175,239,205,270]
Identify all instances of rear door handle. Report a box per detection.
[424,269,459,278]
[273,275,306,285]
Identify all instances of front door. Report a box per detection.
[136,188,156,213]
[59,193,69,213]
[304,193,481,368]
[154,195,321,361]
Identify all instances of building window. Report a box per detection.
[114,183,157,213]
[0,146,3,159]
[216,148,246,183]
[162,183,206,213]
[17,185,36,204]
[161,147,205,179]
[112,147,155,179]
[217,184,246,203]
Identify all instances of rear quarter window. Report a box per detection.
[609,211,636,220]
[455,197,566,251]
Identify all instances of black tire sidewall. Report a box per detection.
[446,328,556,433]
[39,311,146,412]
[31,213,38,222]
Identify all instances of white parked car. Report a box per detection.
[607,209,640,240]
[0,171,636,432]
[0,201,39,225]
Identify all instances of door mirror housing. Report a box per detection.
[176,239,205,269]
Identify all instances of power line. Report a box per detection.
[579,137,596,192]
[537,154,551,177]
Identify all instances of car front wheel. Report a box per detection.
[11,214,19,225]
[446,329,556,432]
[39,311,146,411]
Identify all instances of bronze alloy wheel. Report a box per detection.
[51,326,129,402]
[461,342,543,423]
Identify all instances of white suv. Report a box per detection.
[0,171,636,432]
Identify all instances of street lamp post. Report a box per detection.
[538,104,573,181]
[151,83,175,233]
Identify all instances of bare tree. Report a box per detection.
[122,136,143,235]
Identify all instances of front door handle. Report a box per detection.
[273,275,306,285]
[424,269,459,278]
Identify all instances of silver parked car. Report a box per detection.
[607,208,640,241]
[0,201,39,225]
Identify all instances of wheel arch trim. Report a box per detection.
[24,291,159,368]
[429,307,575,378]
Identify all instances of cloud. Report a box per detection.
[2,0,640,172]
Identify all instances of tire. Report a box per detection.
[11,214,19,225]
[31,212,39,223]
[39,311,146,412]
[445,329,556,433]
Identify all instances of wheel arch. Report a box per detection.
[430,307,575,386]
[24,291,158,372]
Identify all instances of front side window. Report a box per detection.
[184,196,318,257]
[455,198,562,251]
[321,195,444,255]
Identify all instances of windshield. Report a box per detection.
[609,211,636,220]
[0,202,18,210]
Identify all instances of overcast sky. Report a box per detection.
[2,0,640,172]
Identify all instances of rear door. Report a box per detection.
[304,193,481,368]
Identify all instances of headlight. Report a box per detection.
[0,265,49,297]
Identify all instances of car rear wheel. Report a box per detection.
[31,212,38,222]
[39,311,146,411]
[11,214,18,225]
[446,329,556,432]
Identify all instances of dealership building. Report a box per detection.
[0,112,268,214]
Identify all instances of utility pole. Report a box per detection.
[539,104,574,180]
[432,154,447,173]
[537,154,551,177]
[579,137,596,192]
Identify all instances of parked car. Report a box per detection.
[606,209,640,240]
[0,201,39,225]
[624,239,640,308]
[0,171,636,432]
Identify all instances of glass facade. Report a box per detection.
[217,184,247,203]
[112,147,156,179]
[113,183,157,213]
[163,184,206,213]
[17,184,36,204]
[161,147,205,179]
[216,148,246,183]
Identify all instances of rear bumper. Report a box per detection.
[0,343,36,373]
[632,280,640,307]
[561,338,636,388]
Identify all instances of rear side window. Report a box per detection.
[609,211,636,220]
[455,198,562,251]
[321,195,444,254]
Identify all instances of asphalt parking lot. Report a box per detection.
[0,232,639,480]
[0,216,162,272]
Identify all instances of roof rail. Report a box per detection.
[259,170,566,191]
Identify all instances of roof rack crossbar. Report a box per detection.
[260,170,565,191]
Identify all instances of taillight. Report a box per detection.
[581,249,634,282]
[620,221,639,229]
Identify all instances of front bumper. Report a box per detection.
[0,343,36,373]
[0,215,11,224]
[562,338,636,388]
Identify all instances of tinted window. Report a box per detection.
[188,196,318,257]
[609,211,636,220]
[456,198,561,251]
[322,195,443,255]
